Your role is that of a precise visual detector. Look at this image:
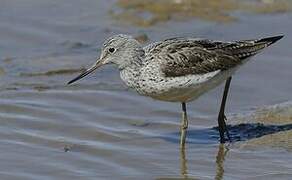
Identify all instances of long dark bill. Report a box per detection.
[67,59,103,85]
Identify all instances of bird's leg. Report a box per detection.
[218,76,232,143]
[180,102,188,148]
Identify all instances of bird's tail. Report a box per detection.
[255,35,284,46]
[232,35,284,59]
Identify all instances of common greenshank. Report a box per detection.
[68,34,283,148]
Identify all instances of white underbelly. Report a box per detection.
[147,68,237,102]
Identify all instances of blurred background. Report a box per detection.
[0,0,292,179]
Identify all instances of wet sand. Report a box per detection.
[0,0,292,179]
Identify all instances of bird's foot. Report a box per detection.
[223,115,231,142]
[218,114,232,144]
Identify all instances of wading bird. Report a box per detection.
[68,34,283,148]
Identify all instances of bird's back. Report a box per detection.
[143,35,283,77]
[136,35,283,102]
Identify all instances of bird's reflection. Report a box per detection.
[178,144,229,180]
[157,122,292,179]
[215,144,229,180]
[180,147,188,179]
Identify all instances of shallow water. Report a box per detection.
[0,0,292,179]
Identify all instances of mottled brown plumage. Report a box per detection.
[144,36,283,77]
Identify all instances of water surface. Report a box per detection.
[0,0,292,179]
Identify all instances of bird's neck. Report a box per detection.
[119,57,143,90]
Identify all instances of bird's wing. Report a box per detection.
[145,39,240,77]
[145,35,283,77]
[160,46,240,77]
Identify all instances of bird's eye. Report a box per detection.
[108,48,115,53]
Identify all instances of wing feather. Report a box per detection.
[144,35,283,77]
[159,46,241,77]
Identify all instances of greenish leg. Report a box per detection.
[180,102,188,148]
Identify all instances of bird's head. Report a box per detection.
[68,34,144,84]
